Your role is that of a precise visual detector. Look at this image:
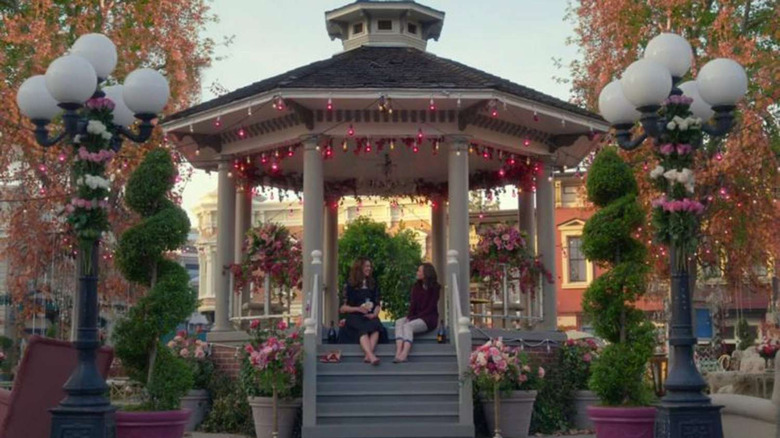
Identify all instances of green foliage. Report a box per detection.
[337,217,422,320]
[585,148,638,207]
[530,358,573,434]
[201,371,254,436]
[113,148,197,411]
[581,148,655,406]
[736,318,755,351]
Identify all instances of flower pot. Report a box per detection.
[115,409,192,438]
[482,390,537,438]
[587,405,656,438]
[572,390,598,430]
[248,396,301,438]
[180,389,209,431]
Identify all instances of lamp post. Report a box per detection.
[598,33,747,438]
[16,33,169,438]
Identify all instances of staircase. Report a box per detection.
[302,333,473,438]
[302,250,474,438]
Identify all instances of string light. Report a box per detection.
[365,139,372,153]
[227,171,233,178]
[288,146,294,157]
[38,163,47,173]
[342,139,349,152]
[261,153,268,164]
[327,96,333,111]
[238,128,246,139]
[429,97,436,111]
[189,124,194,133]
[247,106,252,116]
[214,116,222,129]
[417,128,424,143]
[715,151,723,161]
[389,139,396,151]
[487,99,499,117]
[58,153,66,162]
[533,109,539,122]
[378,94,393,113]
[456,95,462,108]
[498,168,505,178]
[347,124,355,137]
[272,95,285,111]
[523,138,531,147]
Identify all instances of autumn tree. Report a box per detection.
[0,1,217,329]
[567,0,780,303]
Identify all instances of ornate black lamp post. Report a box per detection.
[598,33,748,438]
[15,33,169,438]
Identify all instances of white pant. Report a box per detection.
[394,318,428,343]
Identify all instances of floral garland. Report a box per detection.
[648,94,706,269]
[471,224,551,298]
[66,97,117,262]
[231,222,303,295]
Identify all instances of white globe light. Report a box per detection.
[696,58,748,106]
[644,33,693,78]
[123,68,170,115]
[16,75,62,121]
[44,55,97,105]
[678,81,714,121]
[70,33,118,80]
[620,59,673,108]
[102,85,136,127]
[598,80,641,125]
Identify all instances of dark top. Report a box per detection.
[341,282,384,338]
[407,282,440,330]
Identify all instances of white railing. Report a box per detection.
[447,250,474,427]
[302,250,322,428]
[469,264,545,328]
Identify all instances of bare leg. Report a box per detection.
[399,341,412,361]
[360,334,373,362]
[369,331,379,353]
[395,339,403,360]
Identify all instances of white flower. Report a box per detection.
[650,165,665,179]
[101,131,112,141]
[666,121,676,130]
[663,169,679,182]
[672,116,688,131]
[686,116,702,128]
[86,120,107,135]
[476,352,487,366]
[73,134,82,144]
[80,174,111,190]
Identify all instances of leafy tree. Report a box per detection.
[0,0,217,318]
[567,0,780,298]
[582,149,655,406]
[337,217,423,320]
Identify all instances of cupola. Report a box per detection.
[325,0,445,51]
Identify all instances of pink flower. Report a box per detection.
[194,347,205,359]
[180,348,189,357]
[538,367,545,378]
[277,320,288,331]
[583,353,592,363]
[250,319,260,329]
[518,374,528,382]
[501,234,510,241]
[659,144,675,155]
[244,344,254,354]
[566,339,575,346]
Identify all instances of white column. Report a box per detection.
[518,188,536,253]
[536,163,557,331]
[447,137,470,317]
[431,197,447,324]
[302,136,324,320]
[214,159,236,331]
[324,199,339,326]
[234,185,252,317]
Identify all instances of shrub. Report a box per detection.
[582,148,655,407]
[113,148,197,411]
[201,371,254,436]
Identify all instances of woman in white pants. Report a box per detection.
[394,263,440,363]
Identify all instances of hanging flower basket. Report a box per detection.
[231,223,302,296]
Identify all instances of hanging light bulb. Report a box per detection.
[288,146,294,157]
[456,95,462,109]
[189,124,194,133]
[342,139,349,152]
[412,145,419,153]
[214,116,222,128]
[498,168,506,177]
[523,138,531,147]
[247,106,252,116]
[261,153,268,164]
[429,97,436,111]
[389,139,396,151]
[643,161,649,171]
[715,151,723,161]
[38,163,47,173]
[347,124,355,137]
[417,128,424,142]
[468,145,474,154]
[58,153,66,162]
[327,96,333,111]
[238,127,246,139]
[246,156,251,164]
[227,171,233,178]
[434,139,440,152]
[509,156,516,166]
[365,139,372,153]
[271,161,279,172]
[533,109,539,122]
[272,95,285,111]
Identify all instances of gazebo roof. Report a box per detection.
[165,46,601,124]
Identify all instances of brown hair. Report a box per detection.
[348,258,375,288]
[419,262,439,291]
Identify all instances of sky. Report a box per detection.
[180,0,581,221]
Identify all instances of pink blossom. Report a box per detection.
[677,144,693,155]
[583,353,592,363]
[538,367,545,378]
[180,348,189,357]
[501,234,510,241]
[659,144,675,155]
[277,320,288,331]
[250,319,260,329]
[194,347,205,359]
[518,374,528,382]
[566,339,575,346]
[85,97,116,111]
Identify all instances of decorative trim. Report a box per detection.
[558,220,592,289]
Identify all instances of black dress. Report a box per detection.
[338,282,388,343]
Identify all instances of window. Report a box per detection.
[377,20,392,30]
[407,23,417,34]
[352,22,364,35]
[561,185,580,207]
[567,236,587,283]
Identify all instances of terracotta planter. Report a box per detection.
[482,390,537,438]
[587,405,656,438]
[115,409,192,438]
[572,390,598,430]
[248,396,301,438]
[180,389,209,431]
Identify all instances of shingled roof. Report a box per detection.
[165,46,600,123]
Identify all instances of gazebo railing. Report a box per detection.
[447,250,474,428]
[302,250,323,428]
[469,264,544,328]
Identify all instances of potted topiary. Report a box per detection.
[167,330,215,431]
[581,148,657,437]
[113,148,198,438]
[241,319,303,438]
[560,338,600,430]
[471,338,544,438]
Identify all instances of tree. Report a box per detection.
[567,0,780,297]
[0,1,216,320]
[338,217,423,320]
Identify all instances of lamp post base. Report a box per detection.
[50,405,116,438]
[654,403,723,438]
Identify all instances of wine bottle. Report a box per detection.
[327,320,338,344]
[437,320,446,344]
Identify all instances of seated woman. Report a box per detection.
[394,263,440,363]
[339,258,384,365]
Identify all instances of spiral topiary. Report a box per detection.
[113,148,197,411]
[581,148,655,406]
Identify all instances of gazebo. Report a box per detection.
[163,1,607,435]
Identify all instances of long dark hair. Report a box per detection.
[419,263,439,291]
[348,258,375,288]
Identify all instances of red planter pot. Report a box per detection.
[116,409,192,438]
[587,406,656,438]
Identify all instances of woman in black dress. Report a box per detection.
[340,258,383,365]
